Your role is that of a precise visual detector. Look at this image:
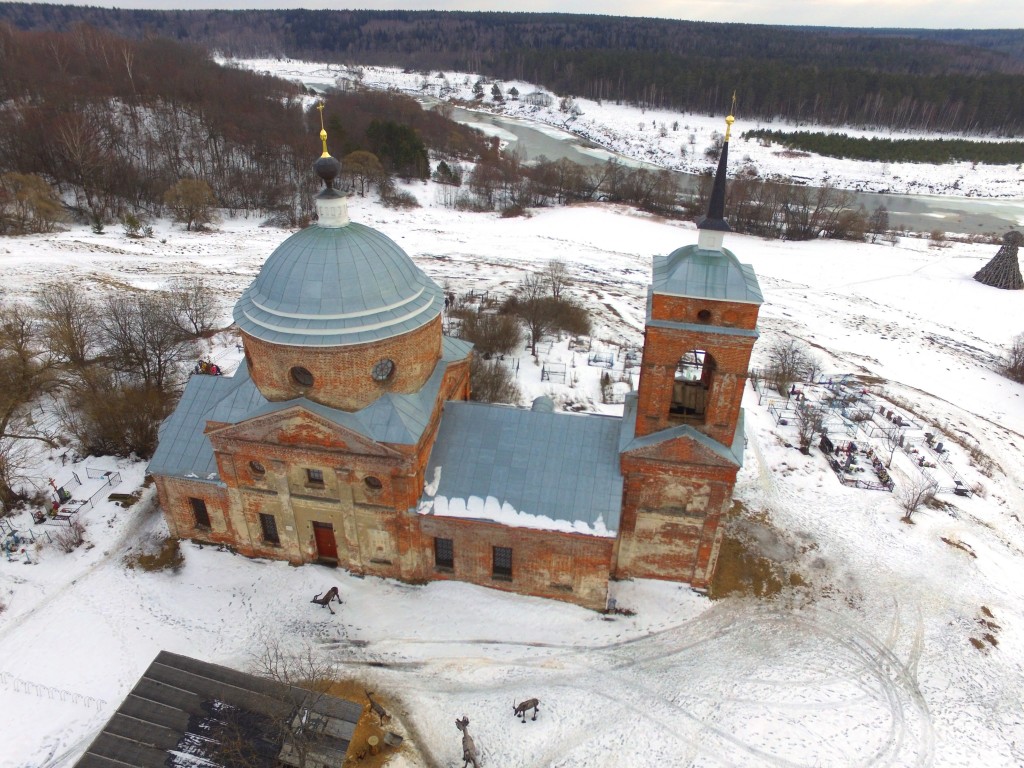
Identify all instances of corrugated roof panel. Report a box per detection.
[75,651,360,768]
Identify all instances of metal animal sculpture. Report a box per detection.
[455,716,480,768]
[513,698,539,723]
[365,690,391,726]
[311,586,342,614]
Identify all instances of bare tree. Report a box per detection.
[794,401,826,452]
[1003,332,1024,383]
[0,302,57,507]
[899,475,939,522]
[248,634,338,768]
[97,291,195,392]
[545,258,570,300]
[36,280,99,372]
[880,426,905,468]
[764,337,819,396]
[168,276,220,337]
[504,273,592,355]
[164,178,217,231]
[510,273,554,354]
[867,205,890,243]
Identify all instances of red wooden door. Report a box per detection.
[312,522,338,561]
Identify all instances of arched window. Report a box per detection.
[670,350,716,423]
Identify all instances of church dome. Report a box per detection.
[233,221,443,347]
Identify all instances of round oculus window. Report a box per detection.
[371,358,395,382]
[249,460,266,475]
[364,476,383,490]
[697,309,713,323]
[290,366,314,387]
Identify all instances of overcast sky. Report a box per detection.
[14,1,1023,30]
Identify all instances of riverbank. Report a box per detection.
[233,58,1024,202]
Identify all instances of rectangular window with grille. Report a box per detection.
[306,468,324,485]
[434,537,454,570]
[259,513,279,544]
[492,545,512,580]
[189,497,210,529]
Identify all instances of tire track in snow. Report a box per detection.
[323,599,933,767]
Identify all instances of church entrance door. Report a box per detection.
[313,521,338,561]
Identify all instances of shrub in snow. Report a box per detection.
[53,520,86,553]
[469,355,521,405]
[1002,333,1024,384]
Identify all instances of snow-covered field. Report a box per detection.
[3,67,1024,767]
[234,57,1024,200]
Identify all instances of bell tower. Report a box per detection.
[616,107,763,590]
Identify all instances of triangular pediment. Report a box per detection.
[621,427,740,469]
[208,406,398,458]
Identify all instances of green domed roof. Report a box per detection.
[652,244,762,305]
[234,221,442,347]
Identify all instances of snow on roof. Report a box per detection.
[74,650,360,768]
[420,401,623,535]
[148,337,472,481]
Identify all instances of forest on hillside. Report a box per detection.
[1,5,1022,135]
[0,25,493,226]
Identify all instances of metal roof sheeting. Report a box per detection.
[148,337,471,481]
[619,394,745,468]
[233,221,443,347]
[422,401,624,533]
[651,244,763,305]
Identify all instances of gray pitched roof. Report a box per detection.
[421,401,623,534]
[651,244,762,305]
[148,337,472,482]
[74,651,360,768]
[233,221,443,347]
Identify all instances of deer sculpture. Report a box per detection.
[311,586,342,614]
[455,716,480,768]
[365,690,391,726]
[513,698,540,723]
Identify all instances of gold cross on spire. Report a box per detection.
[317,100,330,157]
[725,91,737,142]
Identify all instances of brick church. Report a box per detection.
[149,113,762,610]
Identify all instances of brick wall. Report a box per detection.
[614,457,736,587]
[635,293,758,443]
[416,516,614,610]
[242,314,443,411]
[651,294,759,330]
[621,289,759,589]
[156,476,232,544]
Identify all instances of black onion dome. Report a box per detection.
[314,154,342,189]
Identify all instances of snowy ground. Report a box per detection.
[2,189,1023,767]
[233,58,1024,200]
[3,79,1024,766]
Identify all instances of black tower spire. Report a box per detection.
[697,97,736,235]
